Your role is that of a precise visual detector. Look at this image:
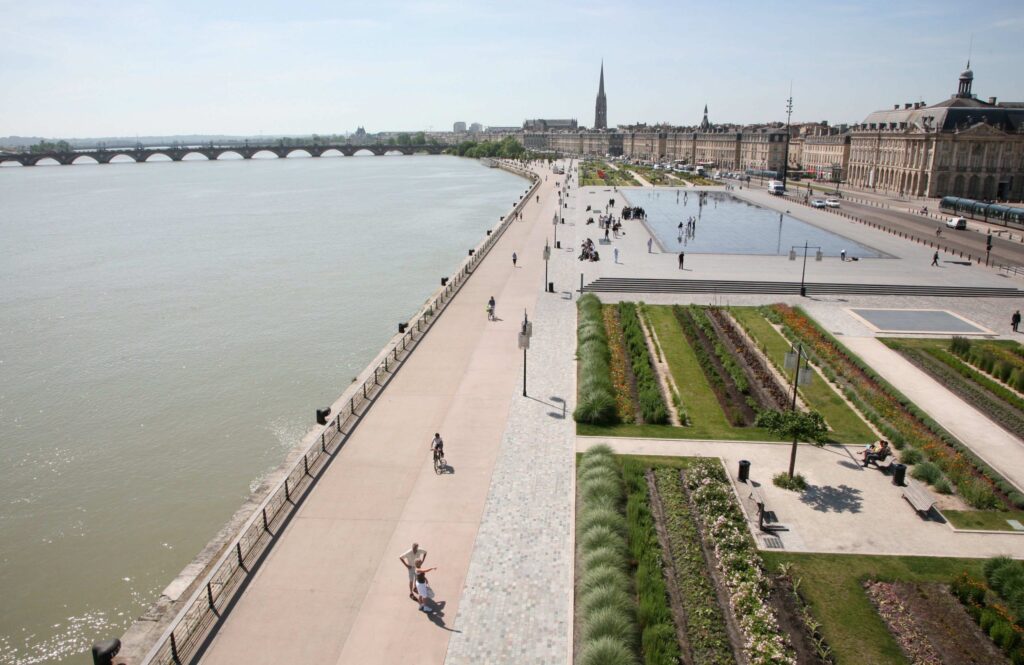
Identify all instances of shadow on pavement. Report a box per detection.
[800,483,863,514]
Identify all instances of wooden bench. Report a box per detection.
[902,479,937,517]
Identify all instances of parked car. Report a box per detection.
[811,199,827,208]
[825,199,840,208]
[946,216,967,230]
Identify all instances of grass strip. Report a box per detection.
[943,509,1024,531]
[619,302,669,425]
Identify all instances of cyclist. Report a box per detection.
[487,296,496,321]
[430,433,444,465]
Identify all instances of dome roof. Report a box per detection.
[960,68,974,79]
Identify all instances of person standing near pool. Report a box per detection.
[678,252,685,270]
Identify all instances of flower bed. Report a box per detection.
[604,306,638,424]
[952,337,1024,391]
[862,581,943,665]
[574,294,618,425]
[951,557,1024,663]
[706,307,791,412]
[618,302,669,425]
[622,461,681,664]
[684,459,797,664]
[771,304,1019,509]
[652,468,734,664]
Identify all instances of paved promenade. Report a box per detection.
[198,166,560,665]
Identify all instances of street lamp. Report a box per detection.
[518,311,533,396]
[543,240,551,292]
[788,241,823,297]
[781,91,794,191]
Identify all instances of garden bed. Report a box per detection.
[706,307,791,412]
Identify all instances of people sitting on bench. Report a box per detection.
[862,440,891,467]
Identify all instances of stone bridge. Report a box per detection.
[0,143,445,166]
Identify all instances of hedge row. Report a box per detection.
[575,294,619,425]
[952,559,1024,664]
[617,303,669,424]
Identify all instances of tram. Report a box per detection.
[939,197,1024,229]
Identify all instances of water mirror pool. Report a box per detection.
[620,189,884,258]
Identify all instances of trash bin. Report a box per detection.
[738,460,751,483]
[891,463,907,486]
[548,282,554,293]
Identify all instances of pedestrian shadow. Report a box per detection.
[799,483,863,514]
[423,600,461,632]
[837,460,863,471]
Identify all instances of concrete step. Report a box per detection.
[581,278,1023,298]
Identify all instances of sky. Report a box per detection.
[1,0,1022,138]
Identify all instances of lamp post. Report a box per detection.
[543,240,551,292]
[552,212,559,246]
[518,311,533,396]
[788,242,823,297]
[781,92,794,192]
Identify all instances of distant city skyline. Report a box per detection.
[1,0,1022,137]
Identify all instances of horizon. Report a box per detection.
[1,0,1022,137]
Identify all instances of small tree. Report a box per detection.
[755,409,828,478]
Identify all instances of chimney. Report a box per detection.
[989,97,998,105]
[904,103,912,110]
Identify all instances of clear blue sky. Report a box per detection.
[1,0,1021,137]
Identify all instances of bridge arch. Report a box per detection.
[352,148,377,157]
[33,157,61,166]
[145,152,173,162]
[249,150,278,159]
[283,149,312,158]
[320,148,344,157]
[108,154,138,164]
[71,155,101,164]
[0,158,24,167]
[181,151,210,161]
[216,150,245,160]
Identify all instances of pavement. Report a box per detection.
[196,163,564,665]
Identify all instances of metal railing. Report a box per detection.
[136,166,541,665]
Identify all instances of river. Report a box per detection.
[0,154,527,664]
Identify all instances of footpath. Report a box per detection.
[197,164,560,665]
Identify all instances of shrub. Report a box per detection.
[998,362,1014,383]
[580,636,639,665]
[899,448,923,465]
[579,585,634,617]
[950,336,971,356]
[980,607,999,632]
[910,461,943,485]
[583,545,627,573]
[578,505,627,535]
[991,620,1020,652]
[933,478,953,494]
[584,606,637,645]
[1010,492,1024,509]
[575,295,619,425]
[773,472,808,492]
[581,564,632,596]
[581,478,623,506]
[640,623,679,665]
[1014,371,1024,393]
[959,476,1000,510]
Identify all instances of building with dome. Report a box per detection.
[846,66,1024,200]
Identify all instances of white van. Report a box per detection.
[946,216,967,230]
[767,180,785,195]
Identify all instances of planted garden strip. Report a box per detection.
[604,305,640,424]
[673,305,754,426]
[929,343,1024,413]
[953,337,1024,391]
[862,581,944,665]
[574,446,641,664]
[651,468,736,665]
[949,556,1024,663]
[706,307,791,412]
[622,461,682,664]
[770,570,835,664]
[771,304,1021,510]
[637,309,684,426]
[618,302,670,425]
[574,294,618,425]
[684,459,797,665]
[890,344,1024,441]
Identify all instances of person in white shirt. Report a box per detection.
[398,543,427,599]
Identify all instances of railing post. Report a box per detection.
[170,631,181,664]
[262,507,270,532]
[284,478,290,502]
[303,454,310,477]
[236,542,245,569]
[350,397,355,414]
[206,582,215,611]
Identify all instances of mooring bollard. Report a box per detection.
[91,639,120,665]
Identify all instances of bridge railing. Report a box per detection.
[136,164,540,665]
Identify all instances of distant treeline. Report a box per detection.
[28,140,72,153]
[446,136,525,159]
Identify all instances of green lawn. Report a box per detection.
[731,307,876,444]
[761,552,985,665]
[944,509,1024,531]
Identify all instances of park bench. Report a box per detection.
[864,449,894,470]
[902,479,937,517]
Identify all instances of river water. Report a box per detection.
[0,155,527,664]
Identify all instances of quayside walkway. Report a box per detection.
[194,165,560,665]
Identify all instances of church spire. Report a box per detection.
[594,61,608,129]
[699,104,710,131]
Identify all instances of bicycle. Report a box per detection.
[433,448,446,474]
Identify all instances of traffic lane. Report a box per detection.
[834,199,1024,266]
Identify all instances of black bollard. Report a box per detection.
[468,249,475,256]
[441,277,448,286]
[738,460,751,482]
[92,639,121,665]
[316,407,331,425]
[398,322,408,333]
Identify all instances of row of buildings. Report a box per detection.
[521,64,1024,201]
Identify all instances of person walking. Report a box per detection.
[512,251,517,267]
[399,543,427,599]
[647,237,653,253]
[678,251,685,270]
[840,249,846,262]
[1013,310,1021,333]
[613,247,619,263]
[931,251,939,267]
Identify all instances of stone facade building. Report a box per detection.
[800,132,851,181]
[846,67,1024,199]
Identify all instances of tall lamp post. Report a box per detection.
[788,242,823,297]
[543,240,551,292]
[518,311,533,396]
[781,91,794,192]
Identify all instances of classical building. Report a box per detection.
[595,62,608,130]
[800,131,851,181]
[847,66,1024,199]
[523,118,578,131]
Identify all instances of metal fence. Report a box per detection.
[137,163,541,665]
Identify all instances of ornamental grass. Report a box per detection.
[575,295,619,425]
